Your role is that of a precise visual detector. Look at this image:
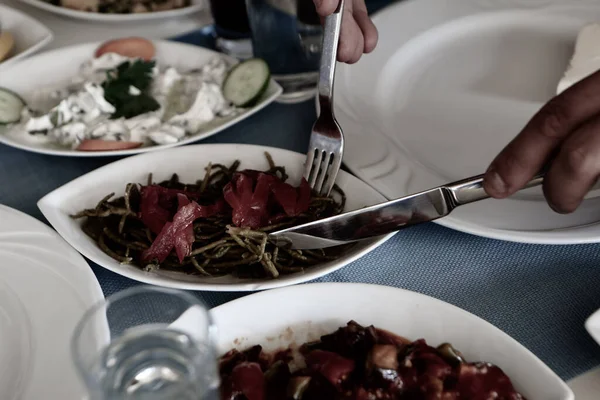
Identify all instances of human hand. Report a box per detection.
[483,69,600,213]
[313,0,378,63]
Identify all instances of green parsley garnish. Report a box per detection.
[102,60,160,119]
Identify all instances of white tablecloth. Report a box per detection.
[1,0,212,49]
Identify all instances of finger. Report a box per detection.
[543,113,600,213]
[347,20,365,64]
[313,0,339,16]
[484,69,600,198]
[353,0,378,53]
[338,10,362,63]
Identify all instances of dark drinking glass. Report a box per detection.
[209,0,253,59]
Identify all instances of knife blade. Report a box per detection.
[269,173,544,249]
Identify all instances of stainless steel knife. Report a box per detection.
[268,173,544,249]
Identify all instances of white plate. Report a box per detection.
[568,367,600,400]
[0,40,282,157]
[38,144,394,292]
[16,0,205,23]
[335,1,600,244]
[0,4,53,69]
[0,204,104,400]
[211,282,573,399]
[585,308,600,346]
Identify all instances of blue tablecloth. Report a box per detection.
[2,0,600,383]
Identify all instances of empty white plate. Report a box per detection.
[0,204,104,400]
[211,282,573,399]
[335,1,600,243]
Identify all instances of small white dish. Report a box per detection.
[16,0,205,23]
[38,144,394,292]
[211,282,573,400]
[0,40,282,157]
[0,204,104,400]
[0,4,53,69]
[335,1,600,244]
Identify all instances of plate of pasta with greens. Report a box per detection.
[38,144,394,291]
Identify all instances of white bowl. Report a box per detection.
[0,4,53,69]
[16,0,205,23]
[38,144,394,291]
[0,40,282,157]
[212,282,573,400]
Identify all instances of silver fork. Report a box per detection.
[303,0,345,197]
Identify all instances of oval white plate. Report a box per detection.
[38,144,394,292]
[0,40,282,157]
[0,204,104,400]
[335,2,600,244]
[0,4,53,70]
[211,282,573,400]
[16,0,205,23]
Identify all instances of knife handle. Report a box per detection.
[446,173,545,206]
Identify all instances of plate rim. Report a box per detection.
[37,143,395,292]
[0,3,54,70]
[16,0,205,23]
[210,281,574,400]
[0,39,283,157]
[0,204,105,399]
[334,0,600,245]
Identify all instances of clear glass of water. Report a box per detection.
[245,0,323,103]
[71,286,219,400]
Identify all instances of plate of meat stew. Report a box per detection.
[212,283,573,400]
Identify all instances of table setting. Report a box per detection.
[1,0,600,398]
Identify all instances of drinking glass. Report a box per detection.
[209,0,253,59]
[71,286,219,400]
[245,0,323,103]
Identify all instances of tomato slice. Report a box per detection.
[95,37,156,61]
[76,139,143,151]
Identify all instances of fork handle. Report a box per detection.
[318,0,344,114]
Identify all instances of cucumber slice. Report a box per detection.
[222,58,270,107]
[0,87,25,125]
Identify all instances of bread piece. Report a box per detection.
[0,31,15,63]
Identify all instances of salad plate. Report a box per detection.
[38,144,395,292]
[0,4,53,70]
[0,40,282,157]
[0,204,104,400]
[16,0,206,23]
[211,282,573,399]
[335,1,600,244]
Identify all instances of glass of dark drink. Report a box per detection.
[209,0,253,59]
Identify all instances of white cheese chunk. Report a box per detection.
[557,23,600,94]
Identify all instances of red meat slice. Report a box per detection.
[271,178,311,217]
[223,172,278,229]
[141,194,227,263]
[223,172,312,229]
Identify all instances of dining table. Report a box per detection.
[1,0,600,393]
